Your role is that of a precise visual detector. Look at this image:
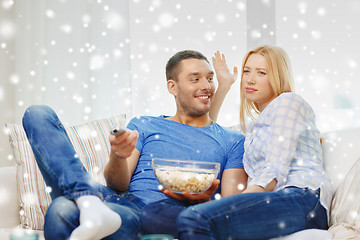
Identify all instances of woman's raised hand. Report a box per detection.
[212,51,238,89]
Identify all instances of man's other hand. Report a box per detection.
[160,179,220,205]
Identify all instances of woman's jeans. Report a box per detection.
[22,105,145,240]
[177,187,328,240]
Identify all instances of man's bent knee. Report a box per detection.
[44,197,79,239]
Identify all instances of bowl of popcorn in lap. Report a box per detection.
[152,158,221,194]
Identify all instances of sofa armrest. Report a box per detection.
[0,166,20,228]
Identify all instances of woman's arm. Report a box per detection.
[210,51,238,122]
[243,179,277,193]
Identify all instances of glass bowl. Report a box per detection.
[152,158,220,194]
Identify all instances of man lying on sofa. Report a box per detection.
[22,50,247,240]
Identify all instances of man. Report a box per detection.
[22,50,246,240]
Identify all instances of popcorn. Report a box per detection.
[154,167,216,194]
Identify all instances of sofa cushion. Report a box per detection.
[329,157,360,232]
[6,114,126,230]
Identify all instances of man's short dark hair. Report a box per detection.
[166,50,209,81]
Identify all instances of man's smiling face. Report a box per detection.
[170,58,215,117]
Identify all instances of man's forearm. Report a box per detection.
[104,151,131,191]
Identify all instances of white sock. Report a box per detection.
[69,195,122,240]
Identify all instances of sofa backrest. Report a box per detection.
[0,166,20,228]
[322,127,360,193]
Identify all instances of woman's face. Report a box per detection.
[242,53,276,112]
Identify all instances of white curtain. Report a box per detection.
[12,0,132,124]
[0,0,132,166]
[1,0,248,167]
[2,0,360,167]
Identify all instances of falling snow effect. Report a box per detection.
[0,188,9,205]
[1,3,360,228]
[0,87,4,101]
[237,183,245,191]
[0,20,15,39]
[214,193,221,200]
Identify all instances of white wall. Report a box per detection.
[276,0,360,132]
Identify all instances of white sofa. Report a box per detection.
[0,166,45,239]
[1,125,360,239]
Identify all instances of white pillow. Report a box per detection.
[6,114,126,230]
[328,223,359,240]
[271,229,333,240]
[330,158,360,232]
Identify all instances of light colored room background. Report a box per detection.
[1,0,359,167]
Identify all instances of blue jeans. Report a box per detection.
[140,199,189,238]
[22,105,145,240]
[177,187,328,240]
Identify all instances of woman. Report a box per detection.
[176,45,332,239]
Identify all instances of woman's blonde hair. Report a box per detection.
[240,45,294,133]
